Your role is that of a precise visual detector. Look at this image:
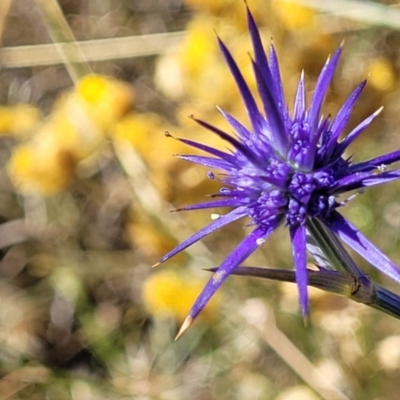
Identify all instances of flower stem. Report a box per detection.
[210,217,400,319]
[306,217,366,278]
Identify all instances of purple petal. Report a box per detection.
[217,106,275,154]
[335,107,383,157]
[357,171,400,188]
[251,59,289,156]
[293,71,306,122]
[325,80,367,157]
[246,7,273,92]
[158,207,247,264]
[177,155,234,171]
[217,36,264,133]
[332,169,400,193]
[217,106,253,142]
[210,189,251,198]
[325,212,400,283]
[290,224,309,315]
[316,115,332,149]
[349,149,400,173]
[269,45,290,129]
[308,47,342,133]
[169,134,237,165]
[188,226,275,319]
[192,117,262,165]
[174,198,247,211]
[246,7,290,144]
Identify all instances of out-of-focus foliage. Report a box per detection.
[0,0,399,399]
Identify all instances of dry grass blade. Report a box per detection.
[290,0,400,29]
[0,0,12,44]
[0,219,28,248]
[33,0,91,81]
[0,365,49,400]
[240,300,352,400]
[0,32,185,68]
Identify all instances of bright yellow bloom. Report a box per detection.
[7,75,134,195]
[367,57,397,92]
[8,144,76,195]
[0,104,41,137]
[73,74,134,129]
[142,269,220,322]
[160,16,236,106]
[178,17,219,78]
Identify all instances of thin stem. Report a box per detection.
[291,0,400,31]
[34,0,92,82]
[210,217,400,320]
[209,266,356,296]
[307,218,400,317]
[370,284,400,319]
[306,217,366,279]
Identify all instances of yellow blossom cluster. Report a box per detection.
[155,0,320,127]
[8,75,133,195]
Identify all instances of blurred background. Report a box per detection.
[0,0,400,399]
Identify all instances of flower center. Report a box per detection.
[286,170,336,226]
[247,165,337,230]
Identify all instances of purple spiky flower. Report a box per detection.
[156,8,400,337]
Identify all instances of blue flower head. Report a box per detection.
[156,7,400,337]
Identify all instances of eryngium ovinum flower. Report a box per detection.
[156,8,400,338]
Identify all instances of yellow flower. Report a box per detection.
[367,57,397,92]
[44,112,104,160]
[142,269,220,322]
[178,17,219,78]
[0,104,41,137]
[72,74,134,130]
[272,0,315,30]
[112,112,164,154]
[8,144,76,195]
[7,113,102,195]
[7,74,134,195]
